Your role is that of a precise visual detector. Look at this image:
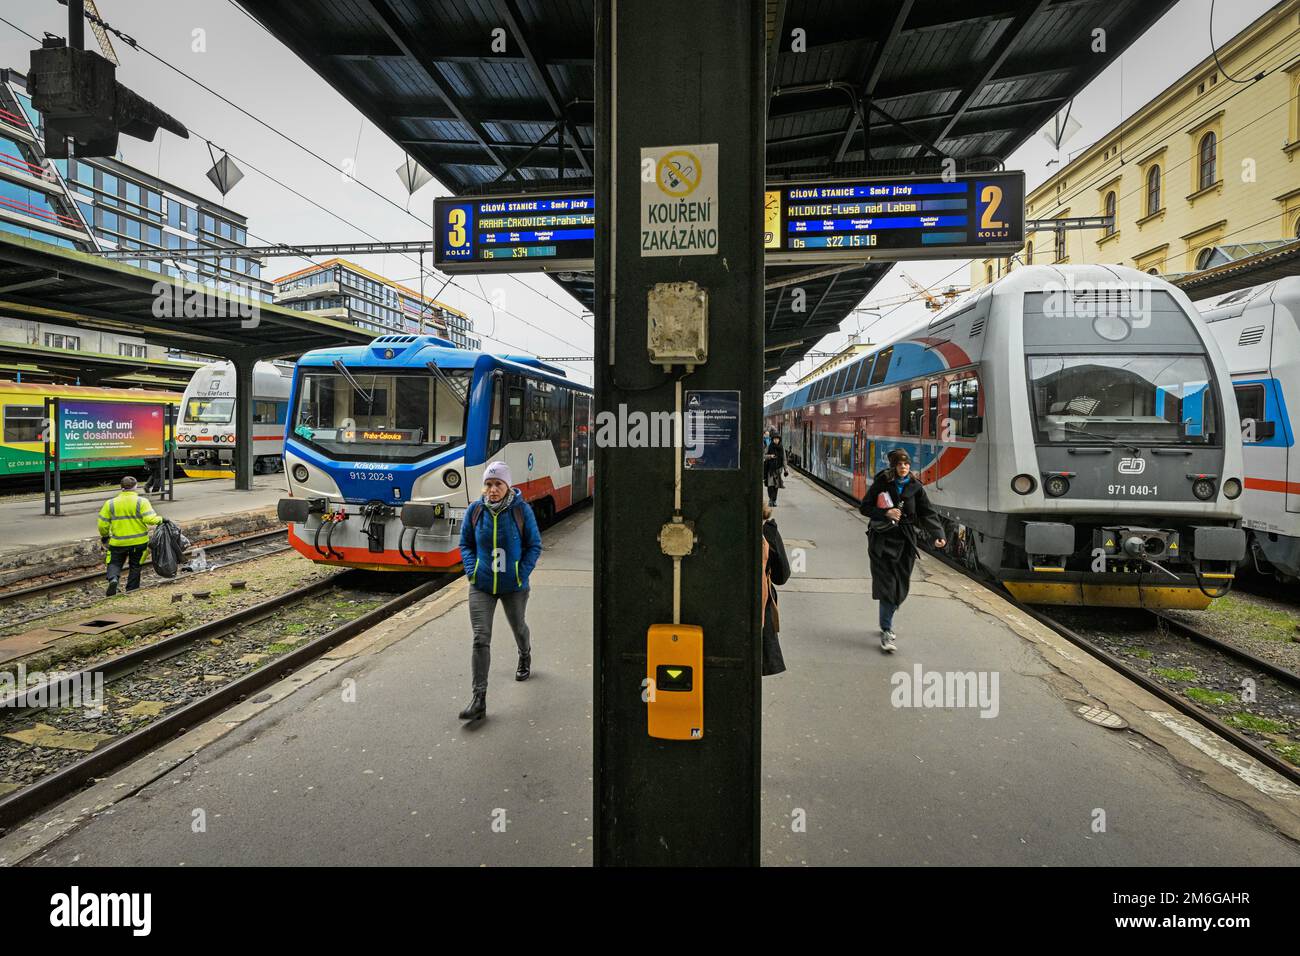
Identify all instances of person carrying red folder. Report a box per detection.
[859,449,946,652]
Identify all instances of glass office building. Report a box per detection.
[274,258,477,347]
[0,69,270,361]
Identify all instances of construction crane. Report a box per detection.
[898,271,968,311]
[83,1,119,65]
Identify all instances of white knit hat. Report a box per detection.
[483,460,512,486]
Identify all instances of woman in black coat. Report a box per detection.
[764,435,787,506]
[761,502,791,675]
[860,448,946,653]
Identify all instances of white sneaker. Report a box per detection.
[880,630,897,653]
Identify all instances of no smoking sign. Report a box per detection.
[640,143,719,257]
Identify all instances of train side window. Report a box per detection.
[554,387,573,466]
[928,382,939,438]
[507,375,525,442]
[949,378,980,437]
[869,347,893,386]
[1234,384,1268,441]
[488,373,506,455]
[3,405,44,442]
[900,386,924,436]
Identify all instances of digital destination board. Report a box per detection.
[433,172,1024,272]
[763,171,1024,265]
[434,192,596,273]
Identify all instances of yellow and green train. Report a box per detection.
[0,382,181,478]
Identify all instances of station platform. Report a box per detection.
[3,475,1300,866]
[0,476,287,578]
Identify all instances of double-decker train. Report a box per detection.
[766,264,1247,609]
[276,334,593,571]
[1199,277,1300,582]
[177,360,292,478]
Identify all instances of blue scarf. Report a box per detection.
[891,474,911,504]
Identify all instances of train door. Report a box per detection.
[853,418,868,500]
[802,421,811,467]
[572,392,591,503]
[487,372,506,457]
[927,379,942,490]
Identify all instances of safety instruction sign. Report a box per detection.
[640,143,719,258]
[683,390,740,470]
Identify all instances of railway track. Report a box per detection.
[0,527,290,610]
[0,568,445,832]
[792,464,1300,787]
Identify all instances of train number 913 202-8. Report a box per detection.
[1108,484,1158,496]
[348,470,395,481]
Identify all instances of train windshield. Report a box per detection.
[291,367,470,462]
[185,398,234,424]
[1028,354,1220,445]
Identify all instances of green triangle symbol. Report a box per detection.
[666,669,682,679]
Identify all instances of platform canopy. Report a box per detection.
[238,0,1177,385]
[0,342,202,390]
[0,233,374,360]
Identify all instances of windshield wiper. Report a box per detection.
[427,362,466,407]
[332,360,373,406]
[1062,423,1140,454]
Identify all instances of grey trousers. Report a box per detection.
[468,587,531,693]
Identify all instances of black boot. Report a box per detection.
[516,652,531,682]
[105,582,118,597]
[458,692,486,721]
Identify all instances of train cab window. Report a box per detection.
[292,366,470,462]
[185,397,234,423]
[928,382,939,437]
[869,347,893,387]
[1026,355,1218,445]
[900,386,924,436]
[1234,384,1268,441]
[3,405,45,443]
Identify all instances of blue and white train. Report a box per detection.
[276,334,593,571]
[1199,276,1300,581]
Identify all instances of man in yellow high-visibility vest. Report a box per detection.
[97,475,163,596]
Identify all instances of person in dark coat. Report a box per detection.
[761,501,790,676]
[764,434,787,506]
[860,448,946,653]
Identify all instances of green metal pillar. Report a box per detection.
[593,0,766,865]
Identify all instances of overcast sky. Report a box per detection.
[0,0,1277,393]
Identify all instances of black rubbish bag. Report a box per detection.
[149,518,191,579]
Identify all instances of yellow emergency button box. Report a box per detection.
[646,624,704,740]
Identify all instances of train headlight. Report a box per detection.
[291,463,310,483]
[1044,474,1070,498]
[442,469,462,489]
[1191,477,1217,501]
[1222,478,1242,500]
[1011,474,1037,495]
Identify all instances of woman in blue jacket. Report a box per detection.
[457,460,542,721]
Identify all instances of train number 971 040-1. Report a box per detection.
[1108,484,1158,496]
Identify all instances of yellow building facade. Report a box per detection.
[974,0,1300,286]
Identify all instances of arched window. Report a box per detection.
[1198,132,1217,191]
[986,264,993,284]
[1147,267,1159,275]
[1026,240,1033,264]
[1196,247,1216,270]
[1146,165,1161,216]
[1103,192,1116,235]
[1054,229,1065,262]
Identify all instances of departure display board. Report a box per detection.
[433,172,1024,272]
[763,171,1024,264]
[434,192,596,273]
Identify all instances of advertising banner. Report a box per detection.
[58,400,166,461]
